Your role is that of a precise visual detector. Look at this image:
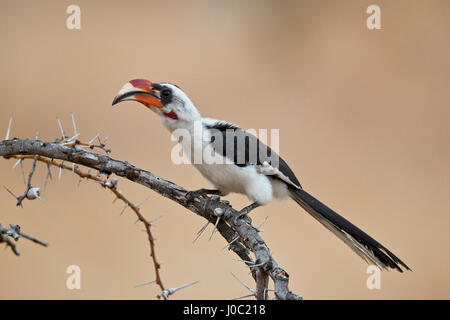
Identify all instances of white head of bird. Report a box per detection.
[112,79,201,132]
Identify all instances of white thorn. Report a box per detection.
[222,236,240,250]
[88,133,100,144]
[255,216,269,231]
[58,162,63,180]
[12,159,22,169]
[148,215,162,224]
[57,119,65,139]
[20,160,26,185]
[192,221,209,244]
[136,196,151,208]
[43,162,53,195]
[230,272,256,295]
[228,293,255,300]
[4,186,18,200]
[120,203,129,215]
[208,216,221,241]
[164,281,199,298]
[71,113,78,136]
[248,261,266,269]
[233,259,255,265]
[35,131,39,140]
[72,163,75,173]
[5,117,13,140]
[173,280,199,291]
[134,280,156,288]
[67,133,80,142]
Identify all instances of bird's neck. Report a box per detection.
[161,117,200,134]
[158,104,202,134]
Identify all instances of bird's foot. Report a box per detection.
[234,202,260,220]
[185,188,222,201]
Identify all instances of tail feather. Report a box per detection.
[289,188,410,272]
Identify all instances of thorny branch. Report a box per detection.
[9,154,167,297]
[0,223,48,255]
[0,117,301,299]
[1,117,173,299]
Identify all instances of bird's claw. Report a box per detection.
[233,202,260,220]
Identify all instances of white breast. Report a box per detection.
[169,120,278,205]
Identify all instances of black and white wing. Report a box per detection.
[203,118,302,189]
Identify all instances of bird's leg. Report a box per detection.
[185,188,222,201]
[234,202,260,219]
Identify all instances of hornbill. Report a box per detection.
[112,79,410,272]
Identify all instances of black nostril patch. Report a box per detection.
[152,83,163,90]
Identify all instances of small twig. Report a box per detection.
[19,231,49,247]
[1,236,19,255]
[0,223,48,256]
[14,155,40,206]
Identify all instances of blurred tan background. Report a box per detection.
[1,0,449,299]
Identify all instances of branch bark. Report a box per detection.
[0,138,302,300]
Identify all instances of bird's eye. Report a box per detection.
[162,89,171,97]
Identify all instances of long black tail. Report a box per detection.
[289,187,410,272]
